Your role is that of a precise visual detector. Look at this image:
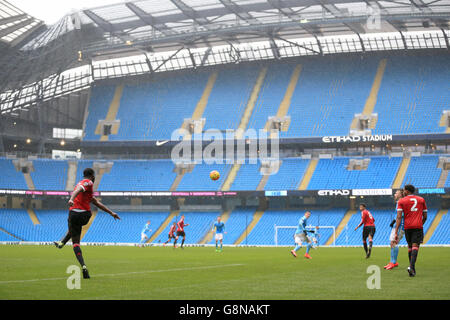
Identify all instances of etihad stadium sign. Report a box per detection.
[322,135,393,143]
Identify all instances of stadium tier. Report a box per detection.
[30,159,68,190]
[82,53,450,141]
[2,208,445,245]
[0,159,28,189]
[98,160,177,191]
[402,155,443,188]
[307,156,402,190]
[1,155,449,191]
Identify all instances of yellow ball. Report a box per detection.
[210,170,220,181]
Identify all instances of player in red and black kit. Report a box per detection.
[395,184,427,277]
[354,203,376,258]
[163,222,177,246]
[53,168,120,279]
[173,215,189,249]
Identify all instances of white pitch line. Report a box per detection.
[0,263,245,285]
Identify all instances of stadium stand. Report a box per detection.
[0,207,447,245]
[81,54,450,140]
[402,155,443,187]
[83,211,170,243]
[427,211,449,245]
[31,159,68,190]
[0,158,28,189]
[264,158,310,190]
[372,55,450,135]
[83,85,117,141]
[111,72,210,140]
[177,163,233,191]
[307,156,402,189]
[98,160,177,191]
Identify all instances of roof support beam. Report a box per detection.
[83,10,114,33]
[125,2,171,35]
[218,0,256,24]
[170,0,209,25]
[273,35,321,55]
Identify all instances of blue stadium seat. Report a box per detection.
[0,158,27,189]
[31,159,68,190]
[308,156,401,189]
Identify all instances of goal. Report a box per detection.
[274,225,336,246]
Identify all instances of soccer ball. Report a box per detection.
[210,170,220,181]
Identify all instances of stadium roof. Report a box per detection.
[0,0,449,114]
[22,0,450,55]
[0,0,43,47]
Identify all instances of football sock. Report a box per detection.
[392,246,399,264]
[220,243,222,250]
[306,243,312,254]
[363,241,368,254]
[73,244,86,267]
[368,241,373,253]
[408,247,412,263]
[294,245,301,252]
[181,239,185,248]
[173,239,178,247]
[410,246,419,269]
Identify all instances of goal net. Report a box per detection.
[274,225,336,246]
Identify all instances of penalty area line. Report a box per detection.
[0,263,245,284]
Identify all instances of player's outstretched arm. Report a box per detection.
[68,185,83,206]
[354,221,363,231]
[91,197,120,220]
[394,210,402,242]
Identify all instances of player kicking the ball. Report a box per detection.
[213,216,226,252]
[54,168,120,279]
[291,211,313,259]
[384,189,405,270]
[354,203,376,259]
[173,215,189,249]
[394,184,427,277]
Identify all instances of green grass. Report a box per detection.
[0,245,449,300]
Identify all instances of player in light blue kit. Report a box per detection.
[139,221,152,247]
[291,211,313,259]
[385,189,405,269]
[213,216,226,252]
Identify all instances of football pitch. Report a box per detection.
[0,245,449,300]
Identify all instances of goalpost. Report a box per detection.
[274,225,336,246]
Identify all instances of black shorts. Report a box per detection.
[176,231,185,238]
[168,233,175,239]
[68,210,92,239]
[363,226,376,240]
[405,228,424,245]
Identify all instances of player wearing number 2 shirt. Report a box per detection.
[354,204,376,259]
[395,184,427,277]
